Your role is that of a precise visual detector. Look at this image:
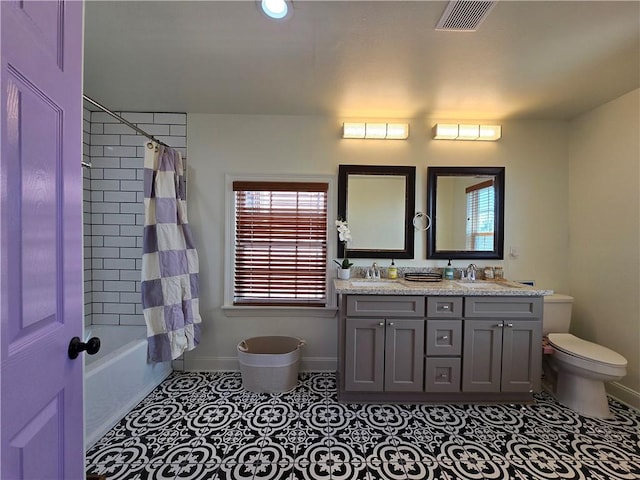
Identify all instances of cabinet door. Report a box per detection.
[384,319,425,392]
[426,319,462,356]
[425,357,461,392]
[501,320,542,392]
[462,320,503,392]
[344,318,385,391]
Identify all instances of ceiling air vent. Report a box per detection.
[436,1,496,32]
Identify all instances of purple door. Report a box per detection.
[1,1,84,479]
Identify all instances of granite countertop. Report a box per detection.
[334,278,553,296]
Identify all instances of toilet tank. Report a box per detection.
[543,294,574,336]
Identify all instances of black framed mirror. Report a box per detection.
[338,165,415,259]
[427,166,505,260]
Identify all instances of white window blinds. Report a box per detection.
[465,179,495,251]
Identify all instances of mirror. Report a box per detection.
[427,166,505,260]
[338,165,415,259]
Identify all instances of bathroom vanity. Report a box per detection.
[335,278,552,403]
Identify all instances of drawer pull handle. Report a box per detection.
[496,323,504,328]
[438,374,448,379]
[439,335,449,340]
[441,305,450,310]
[506,323,513,328]
[388,322,395,326]
[378,322,384,326]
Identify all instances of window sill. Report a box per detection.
[222,305,338,318]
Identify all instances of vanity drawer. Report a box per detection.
[426,319,462,356]
[346,295,425,317]
[425,357,461,392]
[464,297,542,318]
[426,297,463,318]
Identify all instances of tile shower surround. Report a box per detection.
[86,371,640,480]
[83,108,187,327]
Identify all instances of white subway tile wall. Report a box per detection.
[83,108,92,327]
[82,109,187,327]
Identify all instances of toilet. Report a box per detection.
[543,294,627,418]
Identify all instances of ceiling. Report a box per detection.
[83,1,640,120]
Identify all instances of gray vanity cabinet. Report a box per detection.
[338,292,543,403]
[343,296,424,392]
[462,297,542,393]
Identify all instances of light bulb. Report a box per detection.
[261,0,288,19]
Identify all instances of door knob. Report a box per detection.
[68,336,101,359]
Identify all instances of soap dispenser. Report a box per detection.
[444,260,455,280]
[388,259,398,279]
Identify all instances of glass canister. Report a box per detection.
[494,266,504,279]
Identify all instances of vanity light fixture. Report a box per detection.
[342,122,410,140]
[433,123,502,141]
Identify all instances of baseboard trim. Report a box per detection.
[606,381,640,411]
[185,355,337,372]
[185,356,237,371]
[300,357,337,372]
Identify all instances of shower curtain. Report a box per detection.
[141,142,201,362]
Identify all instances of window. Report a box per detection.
[466,180,495,250]
[232,181,328,307]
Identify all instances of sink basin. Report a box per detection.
[350,281,397,288]
[454,281,504,289]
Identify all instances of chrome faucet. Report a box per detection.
[466,264,478,282]
[371,262,380,279]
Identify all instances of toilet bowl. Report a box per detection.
[543,294,627,419]
[547,333,627,418]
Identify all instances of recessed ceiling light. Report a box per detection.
[261,0,290,20]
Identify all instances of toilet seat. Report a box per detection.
[548,333,627,367]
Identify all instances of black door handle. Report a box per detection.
[68,336,101,359]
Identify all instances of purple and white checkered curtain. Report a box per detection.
[141,142,201,363]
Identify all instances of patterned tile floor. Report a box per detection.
[86,372,640,480]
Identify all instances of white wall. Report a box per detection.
[568,88,640,407]
[185,114,570,371]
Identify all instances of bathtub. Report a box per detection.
[84,325,172,448]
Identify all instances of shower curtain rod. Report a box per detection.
[82,94,169,148]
